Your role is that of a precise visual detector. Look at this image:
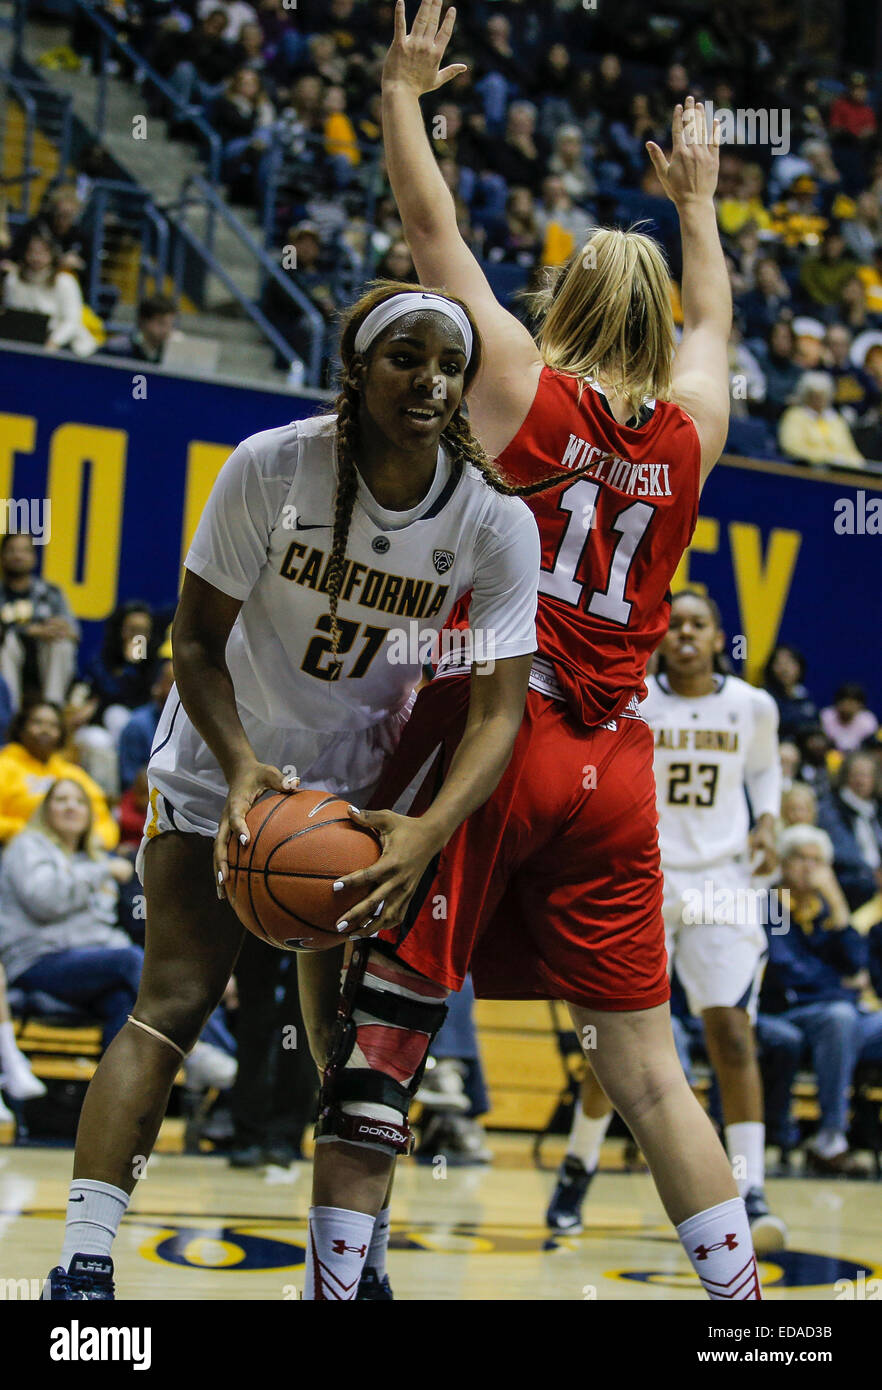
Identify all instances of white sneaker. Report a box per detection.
[184,1043,237,1092]
[414,1058,470,1113]
[0,1091,14,1124]
[0,1061,47,1100]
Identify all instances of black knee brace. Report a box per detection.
[315,942,448,1155]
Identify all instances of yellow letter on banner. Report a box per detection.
[0,415,37,510]
[729,522,801,683]
[671,516,720,593]
[43,425,127,619]
[181,442,233,573]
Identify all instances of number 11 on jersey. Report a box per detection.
[537,479,655,627]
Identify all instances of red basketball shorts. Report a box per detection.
[371,674,669,1012]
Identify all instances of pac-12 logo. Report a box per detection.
[433,549,455,574]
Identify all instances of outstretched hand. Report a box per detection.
[646,94,721,206]
[382,0,468,96]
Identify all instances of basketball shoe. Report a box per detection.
[43,1253,115,1300]
[545,1155,596,1234]
[356,1269,394,1300]
[743,1188,787,1253]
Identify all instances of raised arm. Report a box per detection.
[647,96,731,487]
[382,0,542,455]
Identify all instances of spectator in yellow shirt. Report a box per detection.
[0,701,118,849]
[778,372,865,468]
[716,163,773,236]
[856,247,882,315]
[324,85,361,166]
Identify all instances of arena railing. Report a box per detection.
[63,0,222,187]
[0,69,73,218]
[165,174,325,384]
[82,178,170,324]
[259,124,384,266]
[0,69,38,216]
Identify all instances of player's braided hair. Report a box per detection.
[324,281,599,655]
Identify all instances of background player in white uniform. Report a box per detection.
[546,589,786,1253]
[43,283,543,1299]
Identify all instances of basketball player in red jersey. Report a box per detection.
[301,1,760,1302]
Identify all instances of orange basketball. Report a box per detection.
[226,789,381,952]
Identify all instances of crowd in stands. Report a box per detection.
[2,0,882,447]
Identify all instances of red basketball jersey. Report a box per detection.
[480,368,701,726]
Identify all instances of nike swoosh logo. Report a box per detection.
[69,1194,85,1202]
[295,520,330,530]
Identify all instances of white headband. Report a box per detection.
[354,291,473,362]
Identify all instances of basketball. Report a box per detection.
[226,789,381,952]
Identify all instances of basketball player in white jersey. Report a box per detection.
[43,281,552,1299]
[546,589,787,1253]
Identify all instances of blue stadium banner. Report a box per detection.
[1,345,879,707]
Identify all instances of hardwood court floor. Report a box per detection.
[2,1139,881,1300]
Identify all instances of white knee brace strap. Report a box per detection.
[126,1015,188,1060]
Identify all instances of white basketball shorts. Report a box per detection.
[135,683,415,883]
[663,857,769,1019]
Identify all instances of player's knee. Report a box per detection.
[710,1023,756,1070]
[602,1060,686,1125]
[316,944,449,1156]
[133,981,218,1054]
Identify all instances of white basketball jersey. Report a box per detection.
[184,414,541,731]
[642,672,781,870]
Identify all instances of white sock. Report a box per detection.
[677,1197,761,1300]
[724,1121,765,1196]
[59,1180,130,1269]
[365,1207,390,1279]
[567,1108,612,1172]
[304,1205,374,1301]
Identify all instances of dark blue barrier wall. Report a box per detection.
[1,345,879,709]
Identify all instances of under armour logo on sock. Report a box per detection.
[331,1240,367,1257]
[694,1234,738,1260]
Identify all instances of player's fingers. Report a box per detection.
[412,0,434,41]
[348,806,391,836]
[645,142,669,179]
[333,862,386,895]
[671,102,684,150]
[348,899,388,938]
[712,115,722,149]
[228,804,251,847]
[697,95,711,147]
[393,0,406,42]
[214,824,230,897]
[337,889,388,933]
[257,763,298,794]
[436,63,468,87]
[682,95,697,148]
[437,4,457,46]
